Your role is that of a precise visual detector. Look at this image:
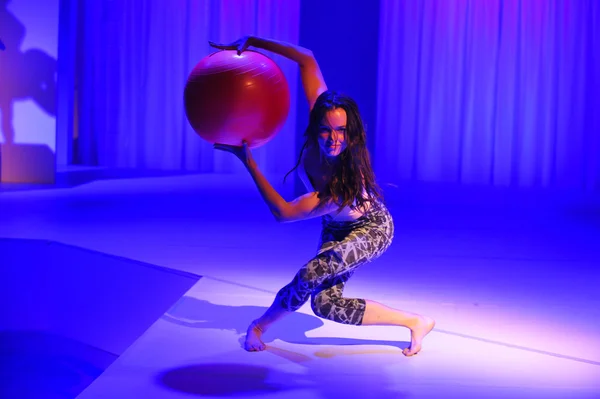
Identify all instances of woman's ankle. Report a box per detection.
[250,319,265,333]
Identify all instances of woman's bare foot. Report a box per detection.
[244,321,266,352]
[403,315,435,357]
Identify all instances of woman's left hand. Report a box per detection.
[209,36,254,55]
[213,141,255,167]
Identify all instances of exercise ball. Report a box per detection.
[184,50,290,148]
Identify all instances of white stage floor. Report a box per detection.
[1,170,599,398]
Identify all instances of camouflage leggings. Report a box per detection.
[274,201,394,325]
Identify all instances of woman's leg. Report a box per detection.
[246,203,433,353]
[311,271,364,325]
[244,246,351,351]
[311,282,435,356]
[244,301,291,351]
[361,301,435,356]
[307,207,434,356]
[246,205,394,351]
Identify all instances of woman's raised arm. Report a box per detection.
[210,36,327,111]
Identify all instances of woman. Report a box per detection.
[210,36,435,357]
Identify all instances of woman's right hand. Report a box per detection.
[209,36,254,55]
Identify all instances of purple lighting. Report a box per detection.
[2,1,599,398]
[376,0,599,189]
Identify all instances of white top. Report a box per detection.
[298,157,371,221]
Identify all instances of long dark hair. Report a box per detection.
[284,90,383,212]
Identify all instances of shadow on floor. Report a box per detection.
[162,296,410,350]
[157,297,412,398]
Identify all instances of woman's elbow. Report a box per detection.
[298,50,316,67]
[302,48,314,59]
[274,210,300,223]
[273,204,291,223]
[275,214,294,223]
[272,209,289,223]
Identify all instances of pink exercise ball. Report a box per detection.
[184,50,290,148]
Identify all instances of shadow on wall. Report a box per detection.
[0,0,57,183]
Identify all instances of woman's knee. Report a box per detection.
[311,293,366,325]
[310,290,341,320]
[310,292,332,319]
[298,253,336,287]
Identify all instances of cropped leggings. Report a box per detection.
[274,201,394,326]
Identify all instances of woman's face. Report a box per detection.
[317,108,347,158]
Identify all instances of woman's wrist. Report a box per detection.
[248,36,264,49]
[245,158,258,171]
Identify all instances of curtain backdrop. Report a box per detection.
[376,0,600,190]
[74,0,300,174]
